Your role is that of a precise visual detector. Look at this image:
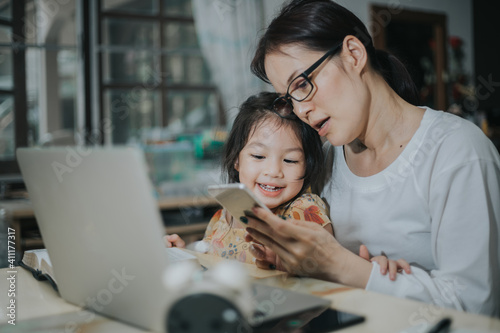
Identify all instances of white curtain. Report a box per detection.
[192,0,267,127]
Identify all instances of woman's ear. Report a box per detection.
[234,158,239,172]
[342,35,368,74]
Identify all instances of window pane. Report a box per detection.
[103,18,159,48]
[163,0,192,16]
[164,22,209,84]
[0,27,12,90]
[166,91,218,130]
[24,1,76,45]
[58,50,78,130]
[102,0,157,15]
[164,22,198,50]
[0,47,12,90]
[104,89,161,144]
[102,50,160,85]
[0,25,9,43]
[26,48,78,146]
[0,0,11,21]
[165,53,211,85]
[0,94,14,160]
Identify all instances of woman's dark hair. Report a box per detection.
[222,91,324,196]
[251,0,419,105]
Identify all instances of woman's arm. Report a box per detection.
[244,208,372,287]
[366,157,500,316]
[245,158,500,316]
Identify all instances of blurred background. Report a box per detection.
[0,0,499,188]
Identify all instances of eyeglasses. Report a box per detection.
[272,43,342,118]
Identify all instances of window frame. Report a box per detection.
[0,0,27,174]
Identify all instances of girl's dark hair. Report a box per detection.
[251,0,419,105]
[222,91,323,196]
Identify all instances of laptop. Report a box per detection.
[17,147,331,332]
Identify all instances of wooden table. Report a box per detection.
[1,251,499,332]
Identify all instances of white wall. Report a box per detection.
[262,0,474,76]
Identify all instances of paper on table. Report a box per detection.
[183,248,287,279]
[19,248,57,289]
[165,247,198,262]
[22,248,52,269]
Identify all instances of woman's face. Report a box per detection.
[264,44,369,146]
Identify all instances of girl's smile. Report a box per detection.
[257,183,285,197]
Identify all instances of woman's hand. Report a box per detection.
[163,234,186,248]
[248,223,334,272]
[244,207,372,287]
[248,241,285,271]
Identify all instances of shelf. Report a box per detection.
[1,196,220,218]
[166,222,208,235]
[1,195,220,254]
[0,200,34,218]
[157,196,218,210]
[22,238,44,249]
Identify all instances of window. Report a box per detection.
[0,0,222,175]
[98,0,220,145]
[0,0,78,173]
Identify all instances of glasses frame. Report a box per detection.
[272,43,343,118]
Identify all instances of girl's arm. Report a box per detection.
[359,245,411,281]
[163,234,186,248]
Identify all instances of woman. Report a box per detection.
[244,0,500,316]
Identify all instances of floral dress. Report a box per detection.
[201,192,332,264]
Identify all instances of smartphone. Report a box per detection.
[254,308,365,333]
[207,184,273,221]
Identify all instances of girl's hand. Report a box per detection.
[244,207,372,287]
[359,245,411,281]
[163,234,186,248]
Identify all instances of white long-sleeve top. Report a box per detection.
[318,108,500,317]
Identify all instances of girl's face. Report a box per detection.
[264,44,370,147]
[235,119,305,210]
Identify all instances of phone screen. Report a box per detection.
[253,308,365,333]
[299,308,365,332]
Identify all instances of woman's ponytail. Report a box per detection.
[372,49,420,105]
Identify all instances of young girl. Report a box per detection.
[167,92,408,278]
[201,92,333,264]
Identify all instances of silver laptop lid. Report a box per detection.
[17,147,170,331]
